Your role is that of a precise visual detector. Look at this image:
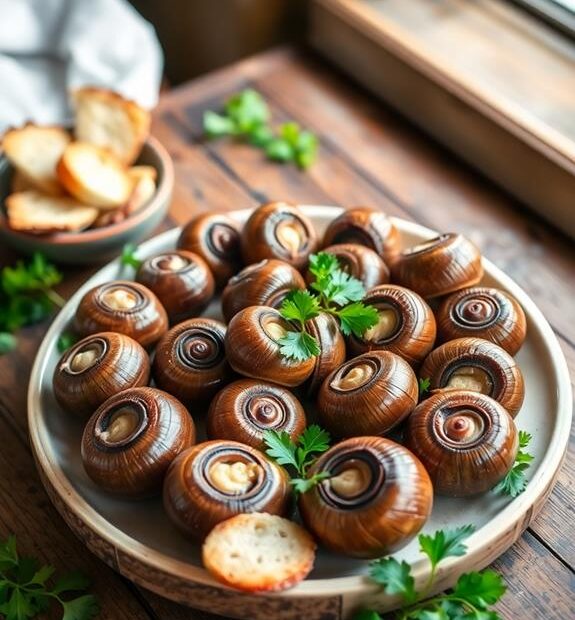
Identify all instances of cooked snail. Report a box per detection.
[303,312,346,397]
[405,390,518,496]
[322,207,400,265]
[163,440,290,541]
[311,243,390,289]
[74,281,168,348]
[153,318,232,405]
[53,332,150,417]
[391,233,483,299]
[420,337,525,417]
[240,202,318,269]
[225,306,315,387]
[206,379,307,448]
[346,284,436,366]
[177,212,242,287]
[317,351,418,438]
[299,436,433,558]
[81,387,196,498]
[221,259,305,323]
[435,287,527,355]
[135,250,215,324]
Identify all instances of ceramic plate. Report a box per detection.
[28,207,572,620]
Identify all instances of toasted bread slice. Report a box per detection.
[2,124,70,195]
[202,513,316,593]
[5,191,99,234]
[57,142,133,209]
[11,170,36,193]
[73,88,151,165]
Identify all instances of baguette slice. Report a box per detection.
[2,124,70,195]
[5,191,99,234]
[57,142,133,209]
[202,513,316,593]
[73,87,151,165]
[11,170,36,193]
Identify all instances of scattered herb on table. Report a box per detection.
[263,425,331,493]
[355,524,507,619]
[0,535,99,620]
[120,243,142,270]
[0,253,65,355]
[203,89,319,170]
[492,430,534,497]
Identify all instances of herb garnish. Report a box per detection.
[355,524,507,619]
[263,425,331,494]
[57,332,78,354]
[203,89,318,170]
[120,243,142,270]
[0,535,99,620]
[493,430,533,497]
[418,377,431,396]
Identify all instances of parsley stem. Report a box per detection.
[44,289,66,308]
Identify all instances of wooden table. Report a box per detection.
[0,48,573,619]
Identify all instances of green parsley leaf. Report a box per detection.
[0,332,17,355]
[419,525,475,572]
[265,138,295,163]
[278,330,320,361]
[324,270,366,306]
[29,565,55,587]
[0,536,18,566]
[308,253,339,282]
[280,290,321,327]
[492,430,533,497]
[225,89,269,133]
[262,430,299,471]
[120,243,142,269]
[419,377,431,395]
[369,557,417,606]
[352,610,381,620]
[335,302,380,338]
[298,424,331,458]
[248,124,274,147]
[203,110,236,138]
[57,332,78,354]
[518,430,532,450]
[290,471,330,494]
[294,131,318,169]
[61,594,99,620]
[280,122,301,146]
[452,570,506,609]
[4,588,34,620]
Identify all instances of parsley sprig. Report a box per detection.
[356,524,507,620]
[493,431,534,498]
[120,243,142,270]
[0,253,65,355]
[203,89,318,169]
[418,377,431,396]
[0,535,99,620]
[263,425,331,494]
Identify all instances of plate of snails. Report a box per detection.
[28,203,572,620]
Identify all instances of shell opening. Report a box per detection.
[178,328,224,369]
[247,395,286,428]
[261,315,288,342]
[69,342,104,373]
[209,223,239,256]
[208,461,262,495]
[328,460,372,499]
[403,234,451,256]
[445,366,493,394]
[97,406,143,445]
[156,254,188,271]
[275,219,304,255]
[455,295,499,327]
[364,308,399,342]
[441,409,486,444]
[102,287,138,311]
[333,362,375,391]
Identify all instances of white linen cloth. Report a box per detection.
[0,0,163,133]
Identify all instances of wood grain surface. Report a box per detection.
[0,47,573,619]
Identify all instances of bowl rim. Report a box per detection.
[0,135,174,245]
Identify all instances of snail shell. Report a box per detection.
[206,379,307,448]
[53,332,150,418]
[299,436,433,558]
[392,233,483,299]
[153,318,232,405]
[163,440,291,541]
[312,243,390,289]
[136,250,215,324]
[436,287,527,355]
[317,351,418,438]
[81,387,196,498]
[346,284,436,366]
[322,207,400,265]
[225,306,315,387]
[177,212,242,287]
[74,280,168,348]
[420,337,525,417]
[241,202,318,270]
[221,259,305,323]
[404,390,519,496]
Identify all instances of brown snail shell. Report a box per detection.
[303,312,346,397]
[221,259,305,323]
[53,332,150,418]
[317,351,418,438]
[152,318,232,405]
[322,207,400,265]
[206,379,307,448]
[81,387,196,498]
[311,243,390,290]
[240,202,318,270]
[436,287,527,355]
[225,306,315,387]
[299,436,433,558]
[74,281,168,348]
[420,337,525,417]
[135,250,215,324]
[404,390,519,497]
[391,233,483,299]
[163,440,291,541]
[346,284,436,366]
[177,212,242,287]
